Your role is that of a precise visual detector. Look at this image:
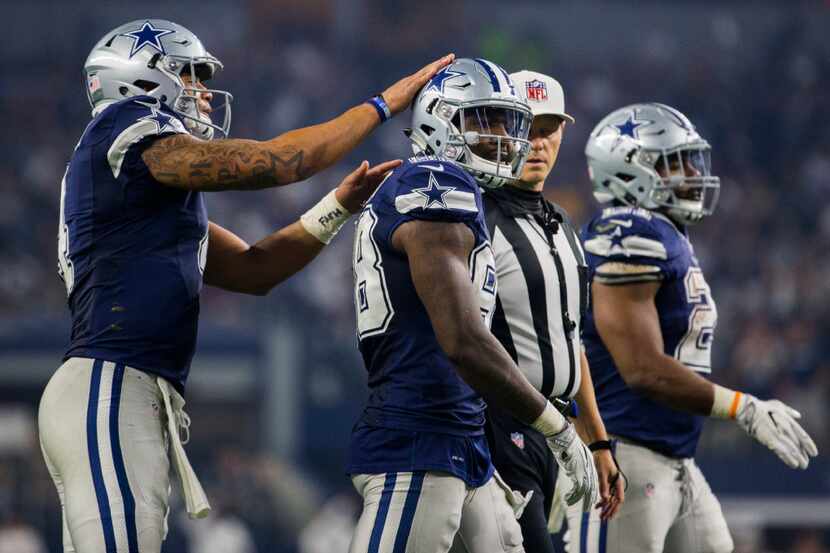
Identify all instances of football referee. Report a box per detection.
[483,71,625,552]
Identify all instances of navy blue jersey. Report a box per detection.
[58,96,207,393]
[581,207,717,458]
[347,157,498,486]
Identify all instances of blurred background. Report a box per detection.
[1,0,829,551]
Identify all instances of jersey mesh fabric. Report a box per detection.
[581,207,715,458]
[348,157,496,486]
[62,96,206,394]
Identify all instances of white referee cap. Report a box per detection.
[510,70,574,123]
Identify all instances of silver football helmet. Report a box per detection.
[83,19,232,140]
[586,103,720,224]
[408,58,533,188]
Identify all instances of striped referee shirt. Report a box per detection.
[483,186,587,399]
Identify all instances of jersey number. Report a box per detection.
[57,168,75,296]
[469,242,497,326]
[353,207,394,339]
[674,267,717,372]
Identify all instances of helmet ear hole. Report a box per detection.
[118,86,129,96]
[133,80,159,92]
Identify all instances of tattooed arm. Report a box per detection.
[142,54,455,191]
[142,104,377,190]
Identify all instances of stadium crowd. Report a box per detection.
[1,1,828,551]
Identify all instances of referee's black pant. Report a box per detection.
[485,405,561,553]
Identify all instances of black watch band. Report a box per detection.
[588,439,612,452]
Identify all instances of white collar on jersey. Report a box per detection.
[91,100,118,118]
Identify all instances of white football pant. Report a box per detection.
[564,438,733,553]
[350,471,524,553]
[39,358,172,553]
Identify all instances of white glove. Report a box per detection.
[736,395,818,469]
[543,422,599,511]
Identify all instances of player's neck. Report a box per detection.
[509,180,544,194]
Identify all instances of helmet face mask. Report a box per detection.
[84,19,233,140]
[648,145,720,223]
[586,103,721,225]
[157,54,232,140]
[456,105,533,188]
[408,58,533,189]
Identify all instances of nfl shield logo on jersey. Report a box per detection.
[525,79,548,102]
[510,432,525,450]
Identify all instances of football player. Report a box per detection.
[347,58,598,553]
[566,103,818,553]
[39,18,451,553]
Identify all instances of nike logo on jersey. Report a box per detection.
[419,163,445,172]
[594,218,633,233]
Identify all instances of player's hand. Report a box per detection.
[381,54,455,115]
[544,422,599,512]
[335,159,401,213]
[735,395,818,469]
[593,449,624,520]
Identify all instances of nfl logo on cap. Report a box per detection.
[525,79,548,102]
[510,70,575,123]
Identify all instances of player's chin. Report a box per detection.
[520,165,547,185]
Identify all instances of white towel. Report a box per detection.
[157,378,211,519]
[493,470,534,520]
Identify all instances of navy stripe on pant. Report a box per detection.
[87,359,117,553]
[369,473,398,553]
[392,471,425,553]
[109,363,138,553]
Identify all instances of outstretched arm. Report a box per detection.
[142,55,454,191]
[204,159,399,295]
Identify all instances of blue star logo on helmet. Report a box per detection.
[614,114,646,138]
[121,20,175,58]
[426,68,465,94]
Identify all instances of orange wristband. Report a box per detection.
[728,391,743,419]
[711,384,743,419]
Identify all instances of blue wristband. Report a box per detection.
[367,95,392,123]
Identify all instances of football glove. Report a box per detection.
[544,422,599,511]
[736,395,818,470]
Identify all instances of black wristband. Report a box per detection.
[588,439,612,452]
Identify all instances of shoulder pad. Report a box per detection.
[581,209,686,283]
[105,96,188,179]
[391,159,479,216]
[583,209,685,261]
